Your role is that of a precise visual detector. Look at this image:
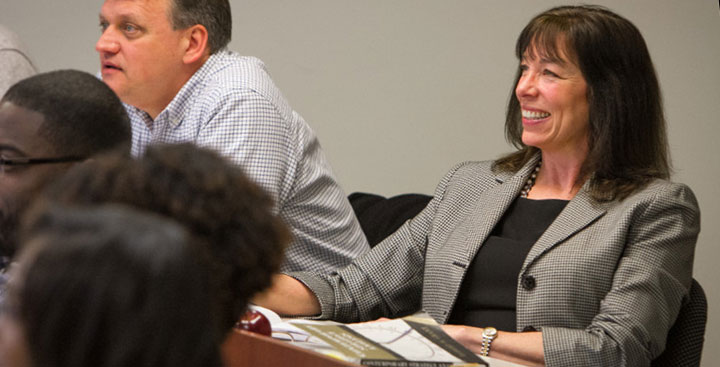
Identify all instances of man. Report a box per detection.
[0,24,36,97]
[0,70,132,301]
[95,0,369,272]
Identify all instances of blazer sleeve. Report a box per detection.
[287,162,471,322]
[542,183,700,367]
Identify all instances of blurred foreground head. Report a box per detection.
[30,143,290,331]
[1,204,221,367]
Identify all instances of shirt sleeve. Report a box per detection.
[196,88,369,273]
[0,49,36,97]
[196,88,293,206]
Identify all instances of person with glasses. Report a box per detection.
[0,70,131,302]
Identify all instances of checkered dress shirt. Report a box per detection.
[124,51,369,273]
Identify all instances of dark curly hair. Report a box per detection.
[29,143,290,332]
[13,205,221,367]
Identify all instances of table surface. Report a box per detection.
[482,356,528,367]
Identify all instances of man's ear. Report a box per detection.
[182,24,209,64]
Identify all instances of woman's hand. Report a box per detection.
[441,324,545,367]
[441,324,484,353]
[252,274,321,317]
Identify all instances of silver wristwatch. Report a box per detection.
[480,327,497,357]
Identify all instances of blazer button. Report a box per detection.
[522,325,537,332]
[521,275,536,290]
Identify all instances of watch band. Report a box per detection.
[480,327,497,357]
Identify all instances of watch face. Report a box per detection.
[484,327,498,337]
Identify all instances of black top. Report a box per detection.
[447,197,568,331]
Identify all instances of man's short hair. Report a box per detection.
[2,70,131,157]
[170,0,232,54]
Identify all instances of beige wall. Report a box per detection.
[1,0,718,364]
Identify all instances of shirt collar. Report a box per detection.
[126,50,229,127]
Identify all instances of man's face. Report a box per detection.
[0,102,69,257]
[96,0,189,116]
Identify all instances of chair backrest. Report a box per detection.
[652,278,707,367]
[348,192,432,247]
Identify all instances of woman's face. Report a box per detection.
[515,45,590,157]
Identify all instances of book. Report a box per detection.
[250,306,488,367]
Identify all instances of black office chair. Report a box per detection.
[652,278,707,367]
[348,192,432,247]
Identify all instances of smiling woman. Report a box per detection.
[498,5,671,202]
[255,5,700,367]
[515,46,590,171]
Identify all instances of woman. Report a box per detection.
[255,5,699,367]
[0,205,222,367]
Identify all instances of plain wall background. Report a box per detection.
[1,0,718,364]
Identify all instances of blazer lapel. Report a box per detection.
[429,157,543,322]
[522,182,610,270]
[458,156,542,263]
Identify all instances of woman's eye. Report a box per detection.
[543,69,559,77]
[99,21,109,32]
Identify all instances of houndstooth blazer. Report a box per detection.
[291,155,700,367]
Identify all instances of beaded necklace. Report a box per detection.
[519,161,542,198]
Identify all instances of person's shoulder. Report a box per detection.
[436,160,498,193]
[0,24,19,47]
[634,179,696,200]
[201,51,274,90]
[622,178,699,214]
[196,51,290,111]
[446,160,497,180]
[0,25,29,54]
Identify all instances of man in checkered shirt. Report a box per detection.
[95,0,369,273]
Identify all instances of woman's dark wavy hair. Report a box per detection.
[13,205,221,367]
[31,143,290,334]
[494,5,670,201]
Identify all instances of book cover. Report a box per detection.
[288,318,487,366]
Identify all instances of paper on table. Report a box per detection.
[248,306,486,366]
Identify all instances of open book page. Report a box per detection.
[249,306,487,366]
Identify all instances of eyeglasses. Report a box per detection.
[0,155,85,174]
